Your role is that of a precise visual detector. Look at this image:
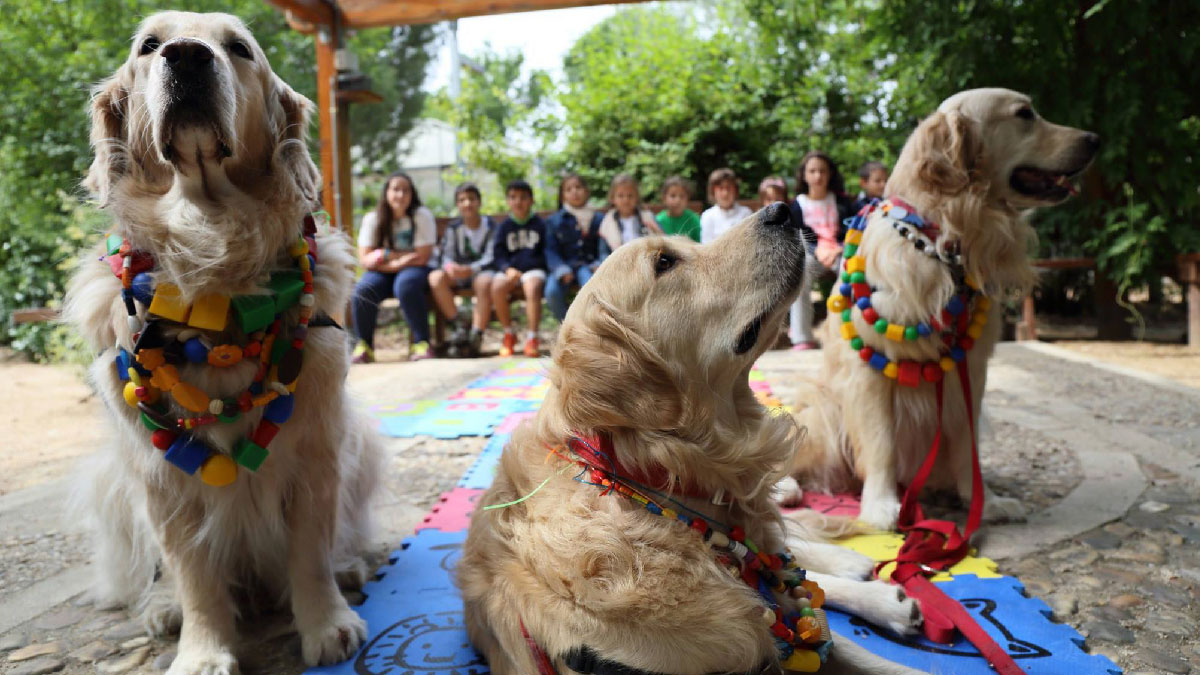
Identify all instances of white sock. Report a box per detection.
[526,330,538,341]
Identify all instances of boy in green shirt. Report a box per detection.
[655,176,701,242]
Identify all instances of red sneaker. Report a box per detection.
[499,332,516,357]
[523,337,540,358]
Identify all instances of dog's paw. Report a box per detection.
[857,581,923,637]
[857,497,901,531]
[772,476,804,507]
[166,649,238,675]
[334,558,369,590]
[983,495,1027,523]
[141,597,183,636]
[299,605,367,666]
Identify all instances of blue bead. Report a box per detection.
[677,513,690,523]
[951,347,966,362]
[263,394,294,424]
[839,283,852,297]
[306,254,316,271]
[869,353,889,371]
[115,349,132,381]
[183,337,208,364]
[132,273,155,304]
[917,322,932,337]
[164,435,210,475]
[946,295,965,316]
[856,297,872,310]
[646,502,662,515]
[249,382,263,395]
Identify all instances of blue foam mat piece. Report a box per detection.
[826,574,1121,674]
[375,399,539,439]
[308,529,489,675]
[464,373,547,389]
[457,433,509,489]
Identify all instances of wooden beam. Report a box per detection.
[264,0,333,26]
[337,0,643,28]
[1180,254,1200,349]
[315,26,339,230]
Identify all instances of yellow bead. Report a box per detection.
[187,293,230,332]
[972,312,988,327]
[827,294,848,312]
[126,367,142,386]
[171,381,210,413]
[967,323,984,339]
[883,362,898,378]
[845,256,865,273]
[781,648,820,672]
[940,357,955,372]
[662,508,677,519]
[844,229,862,244]
[122,381,140,408]
[288,238,309,257]
[885,323,905,341]
[965,274,980,290]
[976,296,991,311]
[199,454,238,487]
[148,283,191,323]
[839,321,857,340]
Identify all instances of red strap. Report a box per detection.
[884,361,1025,675]
[520,618,559,675]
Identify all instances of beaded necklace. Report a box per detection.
[826,199,988,387]
[561,435,832,673]
[108,223,320,487]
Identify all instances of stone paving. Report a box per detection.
[1,342,1198,674]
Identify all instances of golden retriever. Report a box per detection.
[63,12,380,675]
[781,88,1100,530]
[458,204,925,675]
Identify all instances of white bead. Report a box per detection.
[177,329,200,342]
[127,316,141,333]
[269,382,290,396]
[906,232,917,241]
[709,531,730,549]
[890,207,908,219]
[209,399,224,414]
[299,294,315,307]
[199,336,213,349]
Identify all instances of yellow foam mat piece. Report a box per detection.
[836,532,1000,582]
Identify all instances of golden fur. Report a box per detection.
[64,12,380,675]
[784,88,1099,529]
[459,205,925,675]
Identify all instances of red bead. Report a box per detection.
[691,519,708,534]
[930,318,943,332]
[243,341,262,358]
[252,420,280,447]
[769,555,783,570]
[851,283,871,300]
[941,309,952,325]
[238,392,253,412]
[151,429,176,450]
[730,526,745,542]
[292,339,304,349]
[959,337,974,351]
[859,346,874,361]
[957,312,969,333]
[922,363,943,382]
[862,308,879,324]
[897,360,921,387]
[772,621,794,641]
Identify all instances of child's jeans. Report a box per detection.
[546,264,595,321]
[351,266,431,347]
[789,256,838,345]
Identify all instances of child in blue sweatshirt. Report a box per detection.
[489,180,548,357]
[544,173,609,322]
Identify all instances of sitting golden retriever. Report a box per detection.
[781,88,1099,530]
[64,12,380,675]
[459,204,924,675]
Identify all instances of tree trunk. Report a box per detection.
[1094,273,1132,340]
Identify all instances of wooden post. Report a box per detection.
[1018,294,1038,341]
[1181,254,1200,349]
[314,20,353,234]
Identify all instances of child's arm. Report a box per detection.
[471,225,497,274]
[492,221,512,273]
[544,214,570,280]
[700,209,716,244]
[641,210,663,234]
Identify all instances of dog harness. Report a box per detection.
[517,435,831,674]
[105,213,331,486]
[833,198,1024,674]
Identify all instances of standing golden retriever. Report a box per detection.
[458,204,924,675]
[64,12,380,675]
[781,89,1099,530]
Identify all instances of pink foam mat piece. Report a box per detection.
[786,492,862,517]
[416,487,485,533]
[496,411,537,434]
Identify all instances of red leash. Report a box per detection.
[883,360,1025,675]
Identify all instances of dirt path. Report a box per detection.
[1054,340,1200,390]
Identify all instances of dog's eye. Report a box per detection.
[1015,107,1036,121]
[139,36,160,55]
[229,41,252,60]
[654,252,677,275]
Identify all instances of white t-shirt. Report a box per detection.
[699,204,753,244]
[459,217,493,258]
[619,214,641,243]
[357,206,437,251]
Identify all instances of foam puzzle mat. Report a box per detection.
[315,365,1120,675]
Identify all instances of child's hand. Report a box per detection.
[816,242,843,269]
[641,213,662,233]
[365,249,386,268]
[561,271,575,285]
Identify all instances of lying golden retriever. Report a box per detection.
[781,88,1099,530]
[459,204,924,675]
[64,12,380,675]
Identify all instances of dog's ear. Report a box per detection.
[84,72,130,205]
[553,306,684,433]
[272,77,320,206]
[911,111,982,195]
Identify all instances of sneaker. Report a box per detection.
[447,325,469,358]
[791,341,819,351]
[523,336,540,358]
[499,331,516,357]
[468,329,484,358]
[409,340,433,361]
[351,340,374,364]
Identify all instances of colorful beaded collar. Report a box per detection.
[560,434,832,673]
[108,217,322,486]
[827,198,987,387]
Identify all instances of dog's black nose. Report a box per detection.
[161,39,214,72]
[760,201,795,229]
[1083,132,1101,152]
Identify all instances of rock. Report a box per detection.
[1093,565,1146,586]
[1022,579,1052,597]
[1104,522,1135,536]
[8,642,61,662]
[68,641,115,664]
[152,651,175,671]
[1140,500,1171,513]
[1108,541,1166,564]
[119,637,149,651]
[1139,646,1192,674]
[1144,612,1193,636]
[1088,604,1131,623]
[1144,582,1191,607]
[1109,593,1143,609]
[8,657,65,675]
[32,607,87,631]
[0,633,30,652]
[102,621,145,642]
[1048,593,1077,618]
[1077,575,1106,590]
[1179,567,1200,585]
[1049,546,1099,566]
[1083,619,1135,644]
[1081,531,1122,550]
[95,646,150,674]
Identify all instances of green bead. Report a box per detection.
[140,411,164,431]
[800,607,816,618]
[231,295,276,333]
[841,309,852,322]
[904,326,919,341]
[841,271,851,283]
[844,243,858,257]
[850,271,866,284]
[267,269,304,314]
[232,438,268,471]
[874,319,888,334]
[270,333,290,364]
[106,234,124,256]
[850,337,863,350]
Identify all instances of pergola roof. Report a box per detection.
[268,0,638,28]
